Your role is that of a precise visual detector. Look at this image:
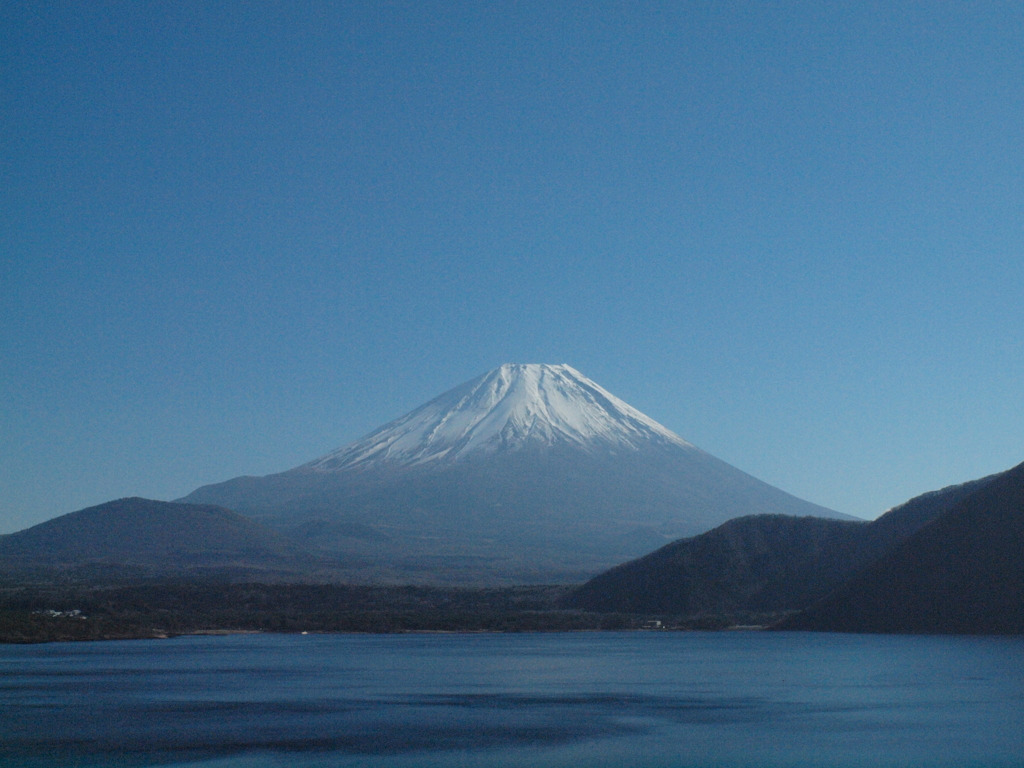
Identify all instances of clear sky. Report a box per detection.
[3,1,1024,533]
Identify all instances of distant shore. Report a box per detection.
[0,580,785,644]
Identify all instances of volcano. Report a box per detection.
[180,364,850,583]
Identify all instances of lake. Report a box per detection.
[2,631,1023,768]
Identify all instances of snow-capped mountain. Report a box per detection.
[181,364,852,584]
[304,364,693,471]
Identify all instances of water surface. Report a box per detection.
[2,631,1023,767]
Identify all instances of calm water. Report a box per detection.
[2,631,1024,768]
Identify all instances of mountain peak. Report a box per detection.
[182,362,848,583]
[302,363,694,472]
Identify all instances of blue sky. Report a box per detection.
[3,1,1024,532]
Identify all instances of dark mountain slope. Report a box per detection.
[862,472,996,546]
[566,515,863,614]
[0,498,311,575]
[566,471,1002,615]
[780,462,1024,634]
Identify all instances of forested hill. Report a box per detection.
[565,471,1001,617]
[779,461,1024,634]
[0,498,311,576]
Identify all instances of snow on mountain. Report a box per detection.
[303,364,696,472]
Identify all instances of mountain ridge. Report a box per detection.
[565,471,1000,615]
[778,461,1024,634]
[0,497,317,578]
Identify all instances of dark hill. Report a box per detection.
[565,472,999,615]
[780,461,1024,634]
[0,498,314,577]
[566,514,862,614]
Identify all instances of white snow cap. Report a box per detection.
[304,363,695,471]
